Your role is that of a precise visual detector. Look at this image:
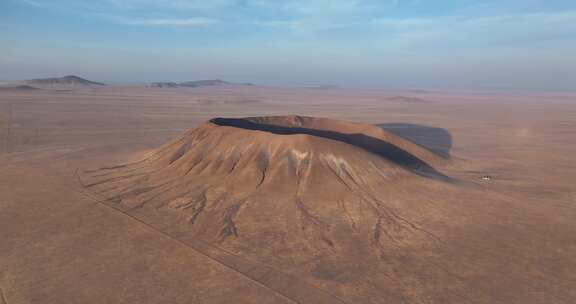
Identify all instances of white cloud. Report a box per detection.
[109,16,220,26]
[372,17,435,28]
[15,0,238,12]
[18,0,43,7]
[371,10,576,47]
[247,0,400,34]
[280,0,370,15]
[104,0,237,10]
[15,0,576,40]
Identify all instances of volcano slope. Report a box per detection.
[78,115,575,303]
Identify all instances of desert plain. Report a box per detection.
[1,84,576,303]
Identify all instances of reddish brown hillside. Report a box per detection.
[78,115,458,303]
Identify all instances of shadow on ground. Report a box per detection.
[376,123,452,159]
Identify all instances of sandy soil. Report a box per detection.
[1,86,576,303]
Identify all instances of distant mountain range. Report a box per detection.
[149,79,253,88]
[25,75,106,87]
[5,76,254,90]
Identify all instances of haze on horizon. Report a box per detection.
[1,0,576,90]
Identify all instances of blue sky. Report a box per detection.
[1,0,576,89]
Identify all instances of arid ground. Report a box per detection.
[1,85,576,303]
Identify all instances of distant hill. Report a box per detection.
[307,84,341,89]
[384,96,430,103]
[149,82,180,88]
[25,75,105,87]
[0,85,41,91]
[149,79,253,88]
[180,79,230,87]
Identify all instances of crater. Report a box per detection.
[210,116,450,181]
